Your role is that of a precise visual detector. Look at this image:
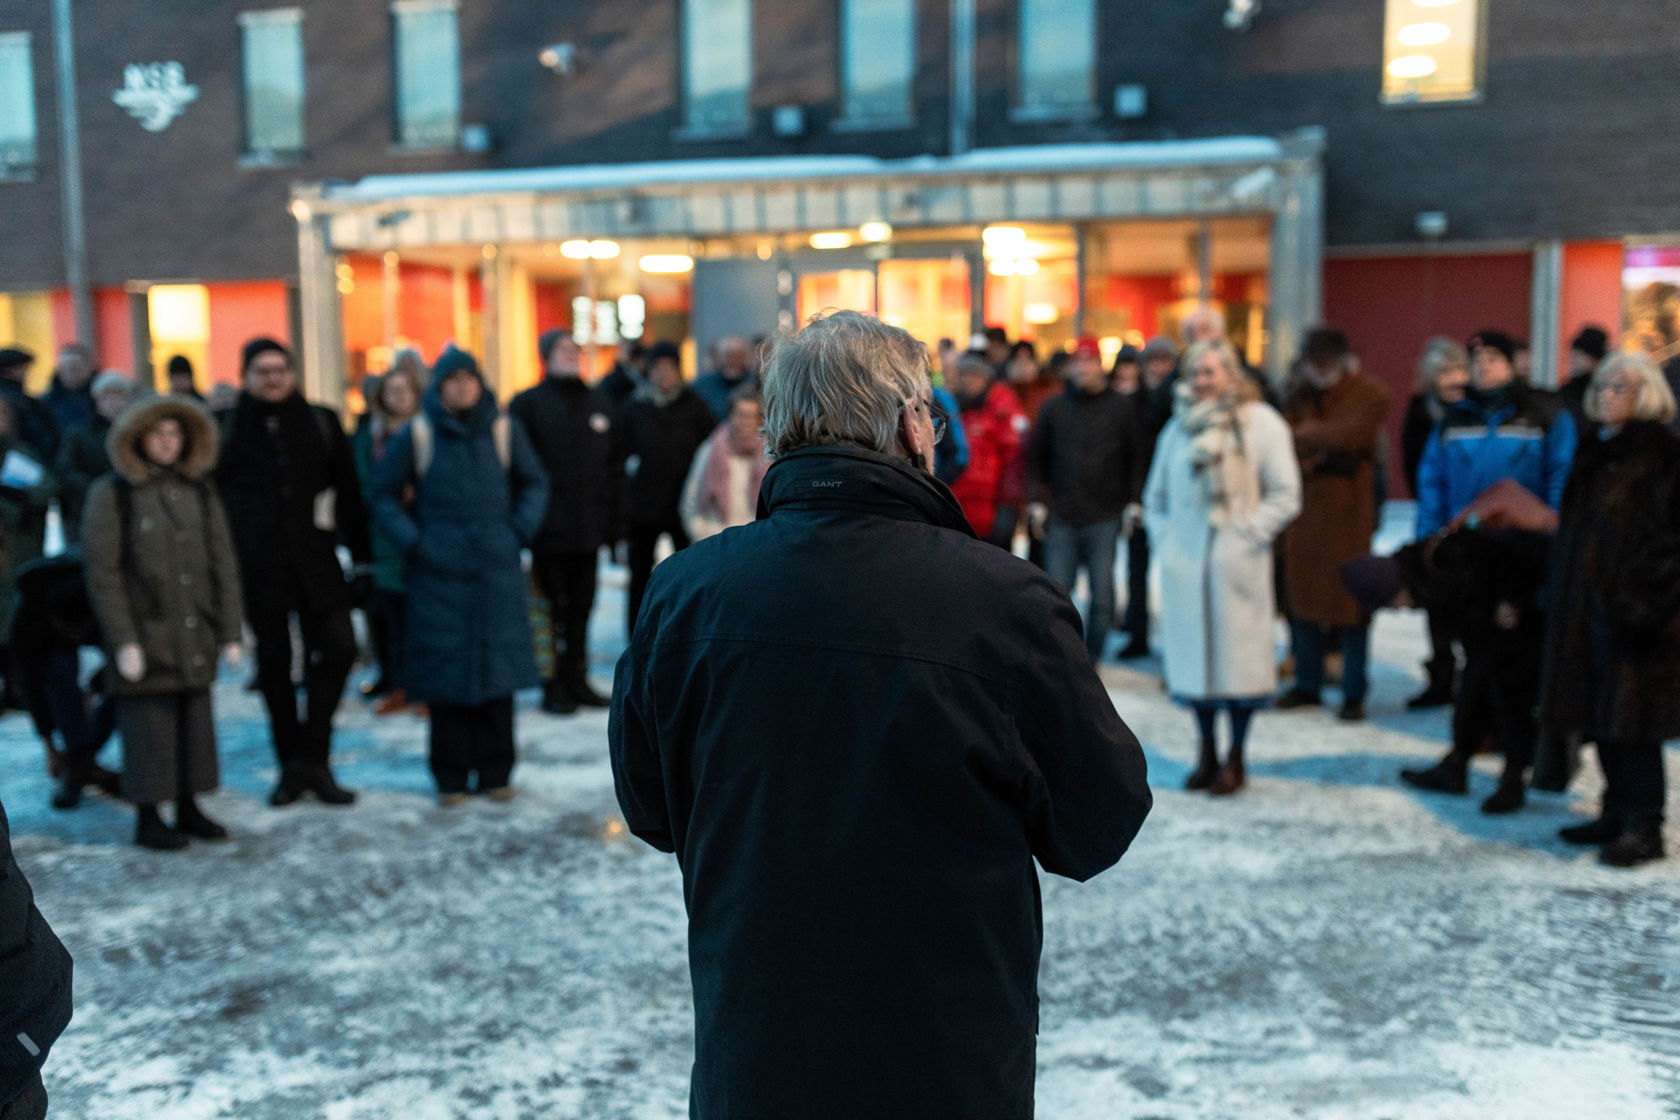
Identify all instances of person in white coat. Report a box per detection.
[1144,339,1302,795]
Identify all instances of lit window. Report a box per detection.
[683,0,751,133]
[1018,0,1094,115]
[240,10,305,158]
[841,0,914,125]
[1382,0,1481,104]
[0,32,37,176]
[391,0,460,148]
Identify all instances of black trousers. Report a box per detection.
[1123,527,1150,640]
[1599,740,1667,815]
[1451,623,1543,780]
[627,522,690,634]
[249,597,357,767]
[429,695,515,794]
[42,649,115,773]
[533,549,598,683]
[372,590,408,692]
[1425,606,1460,690]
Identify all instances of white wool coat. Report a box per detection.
[1143,399,1302,701]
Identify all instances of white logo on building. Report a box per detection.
[112,63,199,132]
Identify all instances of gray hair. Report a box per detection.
[761,310,931,458]
[1588,351,1678,425]
[1416,337,1468,393]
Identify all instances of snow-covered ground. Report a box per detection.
[7,511,1679,1119]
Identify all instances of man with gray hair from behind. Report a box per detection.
[609,309,1152,1119]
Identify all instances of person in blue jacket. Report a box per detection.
[1415,329,1577,539]
[372,347,549,806]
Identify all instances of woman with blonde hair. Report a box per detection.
[1144,339,1301,795]
[1537,351,1680,867]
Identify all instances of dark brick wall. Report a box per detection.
[3,0,1679,290]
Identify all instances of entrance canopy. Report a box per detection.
[293,132,1323,400]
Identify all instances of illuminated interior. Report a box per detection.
[1382,0,1481,104]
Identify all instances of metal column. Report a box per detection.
[1266,129,1326,387]
[50,0,93,347]
[1530,240,1564,388]
[293,186,345,404]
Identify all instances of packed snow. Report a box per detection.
[7,514,1678,1119]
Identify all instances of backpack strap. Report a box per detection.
[492,414,511,470]
[411,414,434,479]
[111,477,162,621]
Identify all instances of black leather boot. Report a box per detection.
[1399,751,1469,795]
[1600,816,1665,868]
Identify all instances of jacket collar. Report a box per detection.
[757,444,976,537]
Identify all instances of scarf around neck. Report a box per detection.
[1175,382,1249,510]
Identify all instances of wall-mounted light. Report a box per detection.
[588,240,620,259]
[810,232,853,250]
[639,254,694,274]
[859,221,893,243]
[982,225,1025,248]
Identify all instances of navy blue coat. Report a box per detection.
[610,445,1152,1120]
[371,389,549,707]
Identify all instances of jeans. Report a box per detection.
[1292,621,1371,704]
[1044,518,1121,661]
[249,598,357,767]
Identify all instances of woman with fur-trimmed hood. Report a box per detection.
[83,396,244,851]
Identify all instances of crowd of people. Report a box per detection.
[0,297,1675,871]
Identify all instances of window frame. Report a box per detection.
[1380,0,1487,108]
[833,0,917,133]
[237,8,307,167]
[389,0,462,151]
[1011,0,1099,123]
[673,0,753,140]
[0,30,38,182]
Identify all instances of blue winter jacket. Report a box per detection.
[1415,384,1577,538]
[931,384,970,485]
[371,388,549,706]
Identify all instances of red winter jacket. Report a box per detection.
[951,382,1026,538]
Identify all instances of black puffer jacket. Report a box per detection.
[0,799,73,1108]
[1027,386,1149,526]
[610,445,1152,1120]
[620,388,717,527]
[509,376,623,553]
[215,392,370,616]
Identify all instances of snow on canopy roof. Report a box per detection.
[324,138,1286,204]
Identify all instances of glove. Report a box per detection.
[222,643,244,668]
[116,643,146,683]
[1121,502,1144,539]
[1028,503,1050,541]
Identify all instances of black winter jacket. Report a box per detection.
[53,417,112,546]
[1539,422,1680,748]
[0,799,73,1107]
[610,445,1152,1120]
[1027,386,1149,526]
[621,388,717,527]
[215,392,370,616]
[509,376,623,553]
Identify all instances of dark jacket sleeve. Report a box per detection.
[321,407,372,565]
[1026,400,1055,505]
[0,801,73,1106]
[1010,576,1152,880]
[370,427,421,559]
[607,635,675,853]
[507,421,550,546]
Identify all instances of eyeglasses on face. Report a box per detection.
[905,395,948,443]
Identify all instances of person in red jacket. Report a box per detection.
[949,353,1026,546]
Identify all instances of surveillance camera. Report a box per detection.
[539,42,576,74]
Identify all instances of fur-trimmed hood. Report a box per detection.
[107,395,219,483]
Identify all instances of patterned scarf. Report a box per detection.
[1175,381,1249,511]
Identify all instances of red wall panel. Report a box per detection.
[1558,241,1625,377]
[207,282,291,386]
[50,288,133,375]
[1324,253,1533,498]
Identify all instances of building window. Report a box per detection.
[839,0,914,126]
[240,10,305,160]
[1017,0,1094,116]
[391,0,460,148]
[0,32,37,178]
[1382,0,1482,104]
[682,0,751,134]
